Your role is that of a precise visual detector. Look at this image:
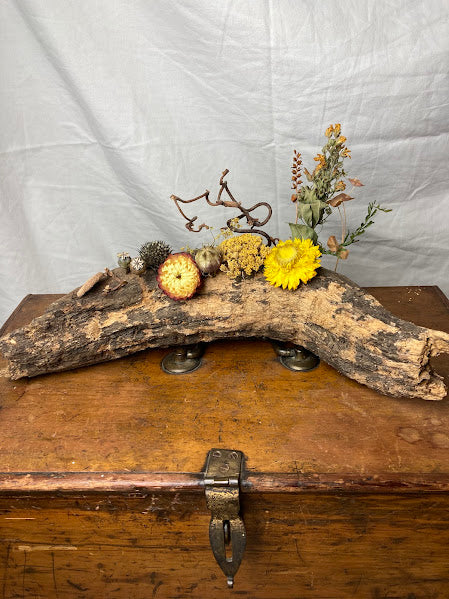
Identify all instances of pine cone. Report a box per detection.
[139,241,171,270]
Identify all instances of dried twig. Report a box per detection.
[76,272,108,297]
[76,268,127,298]
[171,169,276,245]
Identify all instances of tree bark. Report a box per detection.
[0,268,448,400]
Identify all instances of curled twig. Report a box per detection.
[171,169,276,245]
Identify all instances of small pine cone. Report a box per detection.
[139,241,171,270]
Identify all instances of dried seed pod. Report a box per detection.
[194,246,222,275]
[117,252,131,271]
[130,257,146,275]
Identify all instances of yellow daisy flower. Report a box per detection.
[264,239,321,290]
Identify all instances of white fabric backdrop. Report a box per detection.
[1,0,448,326]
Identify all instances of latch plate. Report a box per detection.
[204,449,246,588]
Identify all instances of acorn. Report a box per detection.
[194,246,222,275]
[139,241,171,270]
[129,257,146,275]
[117,252,131,271]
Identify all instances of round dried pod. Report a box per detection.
[129,257,146,275]
[194,246,222,275]
[139,241,171,270]
[117,252,131,271]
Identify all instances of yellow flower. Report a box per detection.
[264,239,321,290]
[313,153,326,173]
[336,136,346,144]
[342,147,351,158]
[334,123,341,136]
[335,180,346,191]
[219,233,270,279]
[325,125,334,137]
[157,253,201,300]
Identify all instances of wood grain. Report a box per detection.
[0,287,449,597]
[1,493,449,598]
[0,287,448,480]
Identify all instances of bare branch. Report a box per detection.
[170,170,276,245]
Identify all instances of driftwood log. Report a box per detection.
[0,268,448,400]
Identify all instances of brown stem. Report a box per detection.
[342,203,347,244]
[171,170,276,245]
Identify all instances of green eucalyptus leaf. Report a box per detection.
[289,223,318,244]
[297,202,313,226]
[296,198,327,227]
[303,188,316,202]
[310,201,324,227]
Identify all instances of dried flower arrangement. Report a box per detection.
[289,124,391,270]
[3,124,449,403]
[115,124,386,300]
[114,124,390,301]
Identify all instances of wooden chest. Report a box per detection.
[0,286,449,598]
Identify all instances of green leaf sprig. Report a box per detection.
[288,124,391,269]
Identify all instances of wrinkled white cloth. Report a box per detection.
[1,0,448,325]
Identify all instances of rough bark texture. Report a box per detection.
[0,267,448,399]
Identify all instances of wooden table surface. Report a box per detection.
[0,286,448,488]
[1,287,449,599]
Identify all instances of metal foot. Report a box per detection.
[161,343,204,374]
[272,341,320,372]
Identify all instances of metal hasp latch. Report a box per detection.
[204,449,246,588]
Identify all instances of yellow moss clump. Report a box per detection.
[219,233,270,279]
